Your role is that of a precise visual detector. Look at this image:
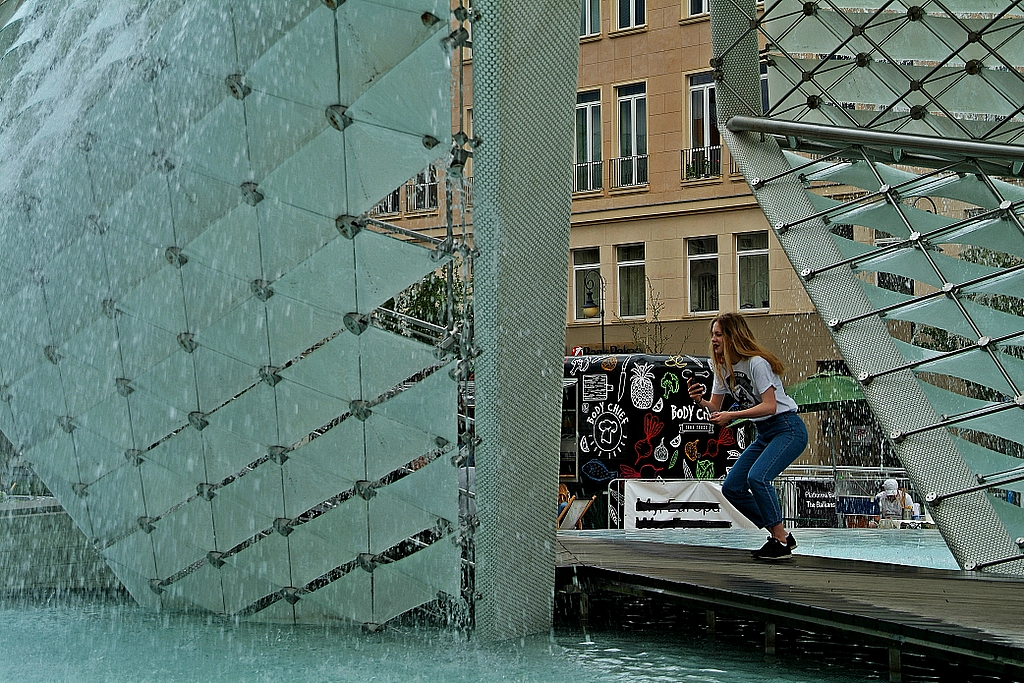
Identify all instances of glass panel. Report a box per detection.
[919,383,1024,445]
[691,90,705,147]
[738,252,769,309]
[635,96,647,155]
[619,99,633,157]
[617,243,644,262]
[371,369,458,446]
[274,380,351,446]
[688,236,717,255]
[574,248,600,265]
[690,258,719,312]
[590,105,601,161]
[282,423,365,518]
[618,82,646,97]
[737,231,768,251]
[634,0,644,26]
[618,0,629,28]
[913,346,1021,397]
[708,87,719,146]
[619,264,646,316]
[575,107,587,163]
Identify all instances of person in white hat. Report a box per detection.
[875,478,913,526]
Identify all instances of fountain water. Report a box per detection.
[0,0,462,626]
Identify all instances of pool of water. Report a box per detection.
[0,596,884,683]
[569,528,960,570]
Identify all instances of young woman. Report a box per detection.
[687,312,808,560]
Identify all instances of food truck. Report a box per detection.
[561,354,742,495]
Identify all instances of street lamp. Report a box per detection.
[582,270,605,353]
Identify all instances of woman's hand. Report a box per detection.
[709,411,732,427]
[686,378,704,403]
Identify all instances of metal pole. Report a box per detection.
[726,116,1024,165]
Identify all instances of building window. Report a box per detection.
[685,73,721,180]
[407,166,438,212]
[737,231,769,309]
[760,62,770,115]
[875,230,914,295]
[613,83,647,188]
[689,0,709,16]
[617,243,646,317]
[573,248,601,321]
[575,91,602,192]
[617,0,645,30]
[371,188,401,215]
[688,236,719,313]
[580,0,599,37]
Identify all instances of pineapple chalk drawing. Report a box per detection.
[630,362,655,409]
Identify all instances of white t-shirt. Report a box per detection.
[711,356,798,422]
[876,490,912,519]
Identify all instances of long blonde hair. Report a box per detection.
[710,313,785,392]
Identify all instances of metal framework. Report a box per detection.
[710,0,1024,574]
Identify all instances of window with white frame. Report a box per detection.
[688,236,719,313]
[615,83,647,187]
[686,72,721,180]
[689,0,709,16]
[408,166,438,212]
[737,231,769,309]
[580,0,599,37]
[572,248,601,320]
[616,0,644,30]
[575,90,602,192]
[875,230,914,295]
[617,243,646,317]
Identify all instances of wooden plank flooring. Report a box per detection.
[557,534,1024,672]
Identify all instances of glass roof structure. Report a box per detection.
[711,0,1024,573]
[0,0,463,623]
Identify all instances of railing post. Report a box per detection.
[889,646,902,683]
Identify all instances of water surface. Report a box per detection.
[0,597,878,683]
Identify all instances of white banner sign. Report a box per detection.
[624,480,758,530]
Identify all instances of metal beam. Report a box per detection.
[726,116,1024,164]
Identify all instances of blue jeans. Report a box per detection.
[722,411,807,530]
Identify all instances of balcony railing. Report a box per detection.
[405,178,439,212]
[609,154,649,189]
[681,145,722,181]
[573,160,603,193]
[371,189,401,215]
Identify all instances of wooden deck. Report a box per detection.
[556,534,1024,676]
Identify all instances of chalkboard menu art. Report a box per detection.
[565,354,735,494]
